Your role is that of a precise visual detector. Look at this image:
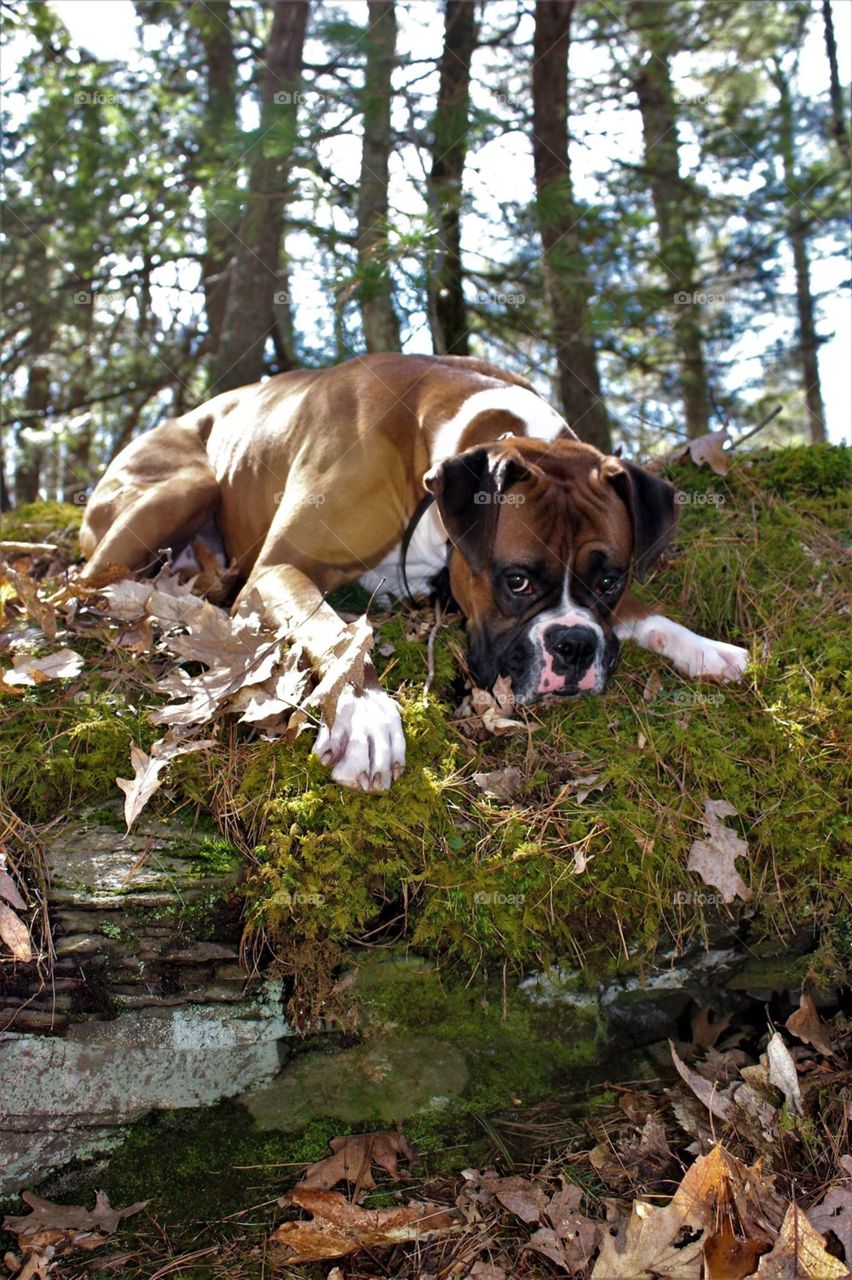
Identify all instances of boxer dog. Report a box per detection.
[79,353,749,791]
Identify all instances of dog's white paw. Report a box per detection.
[313,685,406,791]
[620,615,750,683]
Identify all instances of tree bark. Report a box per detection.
[356,0,401,352]
[15,365,50,504]
[191,0,239,355]
[773,60,827,444]
[428,0,479,356]
[531,0,611,452]
[212,0,309,393]
[631,0,710,440]
[822,0,850,160]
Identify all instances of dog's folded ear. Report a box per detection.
[603,458,677,579]
[424,446,533,570]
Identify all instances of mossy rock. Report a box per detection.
[4,446,850,990]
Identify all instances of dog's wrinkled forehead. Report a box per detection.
[424,436,676,580]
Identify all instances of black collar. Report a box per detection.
[400,491,437,607]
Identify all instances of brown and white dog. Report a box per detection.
[80,353,748,790]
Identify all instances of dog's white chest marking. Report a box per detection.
[358,504,449,602]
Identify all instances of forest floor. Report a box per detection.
[0,443,850,1277]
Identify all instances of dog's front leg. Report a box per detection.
[613,594,750,682]
[235,563,405,791]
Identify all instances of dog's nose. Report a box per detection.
[544,624,598,673]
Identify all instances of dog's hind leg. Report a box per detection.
[79,422,221,579]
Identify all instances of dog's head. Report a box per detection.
[424,437,676,702]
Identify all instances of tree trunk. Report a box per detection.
[15,365,50,504]
[428,0,479,356]
[531,0,611,452]
[356,0,401,352]
[773,60,827,444]
[822,0,849,160]
[631,0,710,440]
[212,0,309,393]
[191,0,239,354]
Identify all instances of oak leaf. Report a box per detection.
[270,1188,460,1263]
[116,734,215,830]
[687,799,752,904]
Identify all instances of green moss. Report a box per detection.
[0,499,83,540]
[6,450,850,984]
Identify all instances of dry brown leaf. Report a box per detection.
[808,1186,852,1267]
[270,1188,460,1263]
[670,1041,735,1123]
[528,1181,602,1273]
[756,1202,847,1278]
[0,870,26,912]
[692,1006,732,1049]
[0,901,33,962]
[116,735,215,830]
[2,648,84,687]
[292,1131,416,1195]
[2,1191,148,1253]
[472,766,524,801]
[592,1145,779,1280]
[687,799,752,904]
[703,1224,767,1278]
[303,616,374,730]
[681,427,732,476]
[786,992,834,1057]
[765,1032,804,1116]
[4,566,56,642]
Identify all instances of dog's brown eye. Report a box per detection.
[597,574,619,594]
[505,571,532,594]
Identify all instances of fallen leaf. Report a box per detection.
[2,648,84,687]
[293,1131,417,1195]
[2,1191,148,1255]
[765,1032,804,1116]
[756,1202,847,1278]
[4,566,56,642]
[687,799,752,904]
[528,1180,602,1273]
[116,735,215,830]
[692,1006,732,1049]
[472,767,524,801]
[270,1188,460,1263]
[786,992,834,1057]
[0,871,26,912]
[303,615,374,730]
[670,1041,735,1123]
[0,901,33,962]
[681,427,732,476]
[808,1186,852,1267]
[703,1224,767,1278]
[643,669,663,701]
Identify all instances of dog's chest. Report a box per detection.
[358,505,449,602]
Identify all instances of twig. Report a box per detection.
[423,598,443,699]
[0,540,60,557]
[729,405,783,450]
